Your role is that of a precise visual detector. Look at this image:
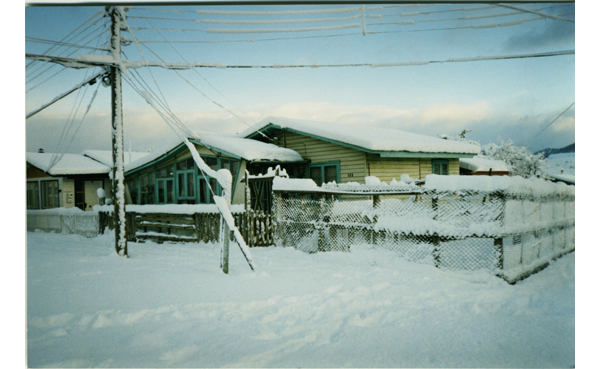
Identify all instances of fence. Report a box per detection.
[272,176,575,284]
[27,209,101,238]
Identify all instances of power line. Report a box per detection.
[526,102,575,145]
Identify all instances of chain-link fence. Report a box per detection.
[273,181,574,283]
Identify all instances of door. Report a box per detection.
[74,180,85,210]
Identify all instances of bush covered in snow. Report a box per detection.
[480,138,547,179]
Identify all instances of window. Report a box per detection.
[139,172,155,204]
[40,180,60,209]
[128,177,139,204]
[432,160,449,175]
[308,162,340,186]
[156,164,174,204]
[27,182,39,209]
[176,157,196,204]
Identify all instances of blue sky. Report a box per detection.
[25,2,576,154]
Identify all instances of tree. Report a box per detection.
[440,131,547,179]
[480,137,547,179]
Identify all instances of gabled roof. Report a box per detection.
[125,135,303,174]
[27,153,111,176]
[238,116,480,158]
[82,150,151,167]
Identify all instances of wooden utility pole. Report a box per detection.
[108,6,127,256]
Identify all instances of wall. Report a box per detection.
[366,157,460,181]
[281,131,367,184]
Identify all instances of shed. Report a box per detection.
[239,116,480,185]
[459,157,510,176]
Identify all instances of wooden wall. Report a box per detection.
[282,131,368,184]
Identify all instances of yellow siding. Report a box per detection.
[367,157,422,182]
[282,131,367,184]
[367,157,461,181]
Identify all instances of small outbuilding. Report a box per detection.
[459,157,510,176]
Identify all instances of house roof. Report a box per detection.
[125,135,303,174]
[27,152,111,176]
[82,150,151,167]
[459,157,510,172]
[238,116,480,157]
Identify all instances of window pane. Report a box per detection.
[157,181,165,203]
[209,178,217,203]
[310,167,322,186]
[27,182,39,209]
[204,156,218,171]
[187,172,194,197]
[177,159,187,171]
[324,165,337,184]
[128,178,138,204]
[230,161,239,177]
[166,180,174,203]
[41,181,59,209]
[178,173,185,197]
[199,179,207,204]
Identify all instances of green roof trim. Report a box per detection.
[378,151,477,159]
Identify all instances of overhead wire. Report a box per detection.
[26,21,110,92]
[27,18,108,81]
[526,102,575,145]
[26,9,104,70]
[133,7,265,136]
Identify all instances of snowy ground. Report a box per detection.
[546,152,575,176]
[26,231,575,368]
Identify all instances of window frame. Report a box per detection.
[307,161,341,186]
[432,159,450,175]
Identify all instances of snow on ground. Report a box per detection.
[546,152,575,176]
[27,231,574,368]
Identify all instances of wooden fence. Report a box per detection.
[99,209,274,247]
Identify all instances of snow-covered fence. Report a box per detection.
[272,175,575,283]
[96,204,272,246]
[27,208,101,238]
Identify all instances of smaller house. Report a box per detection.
[123,135,304,206]
[459,157,510,176]
[27,150,149,210]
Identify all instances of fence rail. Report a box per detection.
[273,183,575,284]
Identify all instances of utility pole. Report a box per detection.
[108,6,127,256]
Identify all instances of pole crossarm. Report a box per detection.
[26,49,575,71]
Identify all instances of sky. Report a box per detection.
[24,1,576,155]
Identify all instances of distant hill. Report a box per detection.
[535,143,575,158]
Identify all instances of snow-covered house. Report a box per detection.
[238,117,481,185]
[459,157,510,176]
[26,150,149,211]
[123,136,304,205]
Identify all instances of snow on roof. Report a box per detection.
[459,157,509,172]
[27,153,111,175]
[125,135,303,173]
[201,135,303,162]
[238,116,480,155]
[83,150,151,167]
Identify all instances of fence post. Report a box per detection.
[494,237,504,271]
[372,194,380,244]
[432,233,441,268]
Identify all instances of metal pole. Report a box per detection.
[109,6,127,256]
